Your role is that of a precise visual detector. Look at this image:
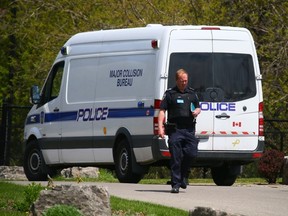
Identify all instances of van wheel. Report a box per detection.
[211,165,240,186]
[23,140,48,181]
[115,139,143,183]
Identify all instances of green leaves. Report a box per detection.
[0,0,287,115]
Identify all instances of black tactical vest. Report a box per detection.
[167,88,196,125]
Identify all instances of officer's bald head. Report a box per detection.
[176,69,188,81]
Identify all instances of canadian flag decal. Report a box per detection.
[233,122,242,127]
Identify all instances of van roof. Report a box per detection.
[56,24,251,59]
[64,24,248,46]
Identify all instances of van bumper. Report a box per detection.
[196,139,265,164]
[150,138,265,167]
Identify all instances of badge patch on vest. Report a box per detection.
[177,99,184,103]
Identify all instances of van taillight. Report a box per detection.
[259,102,264,136]
[201,27,220,30]
[151,40,159,49]
[252,152,263,159]
[154,99,162,135]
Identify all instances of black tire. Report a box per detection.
[23,140,48,181]
[114,139,143,183]
[211,165,240,186]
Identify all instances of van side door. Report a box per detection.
[60,57,96,163]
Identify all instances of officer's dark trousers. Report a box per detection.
[168,128,198,188]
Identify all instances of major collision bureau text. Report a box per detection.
[109,68,143,87]
[76,102,236,121]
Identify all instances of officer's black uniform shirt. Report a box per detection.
[160,86,200,128]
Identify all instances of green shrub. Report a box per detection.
[258,149,285,184]
[43,205,82,216]
[14,182,43,212]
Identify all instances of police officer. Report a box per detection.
[158,69,201,193]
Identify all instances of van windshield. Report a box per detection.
[168,53,257,102]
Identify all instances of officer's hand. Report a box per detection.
[192,108,201,117]
[158,127,165,139]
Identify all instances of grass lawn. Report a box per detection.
[0,182,27,216]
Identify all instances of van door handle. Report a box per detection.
[54,107,60,112]
[215,113,230,119]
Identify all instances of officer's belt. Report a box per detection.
[172,122,195,129]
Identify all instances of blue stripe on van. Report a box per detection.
[108,107,154,118]
[26,107,154,124]
[44,111,78,122]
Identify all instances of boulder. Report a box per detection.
[30,184,110,216]
[0,166,27,180]
[61,167,100,178]
[189,207,242,216]
[283,156,288,185]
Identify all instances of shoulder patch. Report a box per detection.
[166,87,177,94]
[188,87,195,91]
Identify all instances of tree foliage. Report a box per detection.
[1,0,287,116]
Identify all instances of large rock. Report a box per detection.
[189,207,242,216]
[0,166,27,180]
[31,184,110,216]
[61,167,100,178]
[283,156,288,185]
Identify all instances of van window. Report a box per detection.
[41,61,64,104]
[67,58,97,103]
[168,53,256,102]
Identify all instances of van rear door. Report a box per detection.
[211,29,259,151]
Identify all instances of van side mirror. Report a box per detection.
[30,85,41,104]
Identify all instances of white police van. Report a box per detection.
[24,24,264,185]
